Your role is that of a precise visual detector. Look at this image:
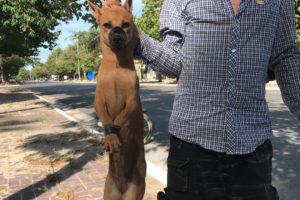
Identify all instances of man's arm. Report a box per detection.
[269,0,300,118]
[136,0,185,78]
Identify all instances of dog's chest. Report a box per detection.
[99,67,137,91]
[98,67,139,116]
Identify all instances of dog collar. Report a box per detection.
[104,124,121,135]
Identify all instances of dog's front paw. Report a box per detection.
[104,134,121,154]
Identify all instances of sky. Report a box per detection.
[38,0,143,63]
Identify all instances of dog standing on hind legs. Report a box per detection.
[87,0,146,199]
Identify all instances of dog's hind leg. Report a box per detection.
[122,181,145,200]
[104,175,122,200]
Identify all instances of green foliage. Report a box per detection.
[45,46,76,77]
[45,48,62,76]
[72,28,101,53]
[135,0,163,40]
[71,28,101,74]
[31,64,49,80]
[17,68,31,81]
[1,55,26,80]
[295,0,300,42]
[45,28,101,79]
[56,45,78,76]
[0,0,101,56]
[78,48,100,73]
[0,0,101,82]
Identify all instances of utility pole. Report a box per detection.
[76,40,81,80]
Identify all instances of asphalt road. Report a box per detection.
[21,81,300,200]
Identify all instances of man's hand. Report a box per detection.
[104,134,121,154]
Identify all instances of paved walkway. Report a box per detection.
[0,87,164,200]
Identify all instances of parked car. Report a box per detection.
[8,76,16,83]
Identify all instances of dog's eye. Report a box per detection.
[103,23,112,29]
[122,22,131,29]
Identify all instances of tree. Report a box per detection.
[0,0,102,56]
[1,55,26,82]
[135,0,163,40]
[45,46,76,79]
[31,63,49,80]
[135,0,163,81]
[45,48,63,76]
[71,28,101,79]
[44,27,101,80]
[17,68,31,81]
[56,45,78,78]
[0,0,102,83]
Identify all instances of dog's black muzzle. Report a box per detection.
[109,27,126,50]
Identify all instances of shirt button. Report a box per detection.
[231,49,237,53]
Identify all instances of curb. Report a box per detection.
[32,92,103,136]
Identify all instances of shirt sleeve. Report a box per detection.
[269,0,300,118]
[136,0,185,78]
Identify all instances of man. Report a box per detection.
[136,0,300,199]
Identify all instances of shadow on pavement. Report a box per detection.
[140,86,175,153]
[22,82,96,109]
[0,91,38,104]
[269,105,300,200]
[5,129,104,200]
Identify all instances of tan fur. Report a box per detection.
[87,0,146,199]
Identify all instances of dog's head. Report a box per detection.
[88,0,135,50]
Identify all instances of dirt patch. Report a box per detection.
[0,87,26,94]
[0,185,8,196]
[57,191,77,200]
[24,153,69,168]
[0,89,12,94]
[18,131,104,173]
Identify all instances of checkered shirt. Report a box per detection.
[137,0,300,154]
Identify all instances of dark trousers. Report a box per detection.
[158,136,279,200]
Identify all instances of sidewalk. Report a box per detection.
[0,88,164,200]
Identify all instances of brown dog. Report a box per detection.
[87,0,146,199]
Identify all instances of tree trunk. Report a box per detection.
[83,70,87,80]
[0,56,3,84]
[0,71,4,84]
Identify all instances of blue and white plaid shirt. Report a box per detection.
[137,0,300,154]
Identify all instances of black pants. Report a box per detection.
[158,136,279,200]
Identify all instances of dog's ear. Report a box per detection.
[87,0,102,19]
[123,0,132,12]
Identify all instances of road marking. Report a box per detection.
[34,93,79,123]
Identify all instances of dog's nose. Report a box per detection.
[112,35,122,43]
[109,27,126,49]
[111,27,125,41]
